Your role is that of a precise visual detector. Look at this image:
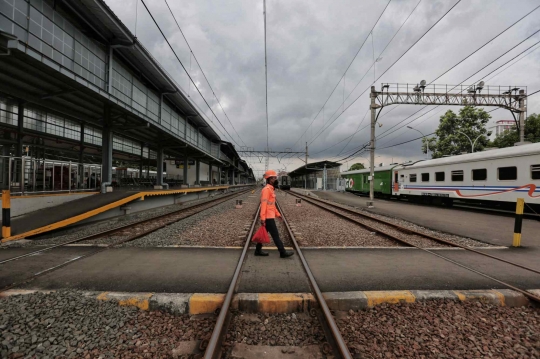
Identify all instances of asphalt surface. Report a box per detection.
[312,191,540,247]
[2,246,538,293]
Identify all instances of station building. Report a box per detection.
[0,0,254,196]
[288,160,343,190]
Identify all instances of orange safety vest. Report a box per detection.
[260,184,281,221]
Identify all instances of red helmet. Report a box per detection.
[263,170,277,179]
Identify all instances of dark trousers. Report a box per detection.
[256,218,285,253]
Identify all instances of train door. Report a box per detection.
[393,171,399,193]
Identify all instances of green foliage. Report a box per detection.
[490,113,540,148]
[427,106,491,159]
[349,163,365,171]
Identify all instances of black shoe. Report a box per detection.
[255,250,269,256]
[280,251,294,258]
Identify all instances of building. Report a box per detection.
[495,120,516,137]
[0,0,254,193]
[287,160,342,190]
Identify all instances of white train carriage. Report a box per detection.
[393,143,540,208]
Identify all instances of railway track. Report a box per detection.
[286,191,540,305]
[202,199,352,358]
[0,187,254,291]
[351,192,540,220]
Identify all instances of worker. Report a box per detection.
[256,170,294,258]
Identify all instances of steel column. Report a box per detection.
[102,106,113,184]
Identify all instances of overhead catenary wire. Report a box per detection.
[139,0,242,148]
[321,16,540,160]
[163,0,247,147]
[375,34,540,145]
[263,0,269,170]
[291,0,393,150]
[308,0,463,147]
[305,0,423,157]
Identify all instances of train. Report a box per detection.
[279,175,291,190]
[341,142,540,210]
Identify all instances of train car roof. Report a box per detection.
[341,164,400,175]
[399,142,540,170]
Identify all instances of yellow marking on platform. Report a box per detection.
[96,292,153,310]
[493,290,506,306]
[96,292,109,301]
[117,294,152,311]
[454,291,466,301]
[364,290,416,307]
[453,290,504,305]
[189,293,225,315]
[1,186,236,243]
[258,293,314,313]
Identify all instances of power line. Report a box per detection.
[318,2,538,156]
[375,34,540,145]
[163,0,248,147]
[139,0,242,148]
[263,0,269,171]
[308,0,463,147]
[291,0,393,150]
[304,0,423,156]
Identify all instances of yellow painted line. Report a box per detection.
[189,293,225,315]
[7,192,99,199]
[258,293,314,313]
[453,291,466,301]
[96,292,153,311]
[96,292,109,301]
[453,290,504,305]
[1,186,238,243]
[364,290,416,307]
[492,290,506,306]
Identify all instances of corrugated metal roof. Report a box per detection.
[67,0,221,142]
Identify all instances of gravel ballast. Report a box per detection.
[222,312,328,357]
[309,193,496,248]
[338,299,540,358]
[0,290,216,358]
[125,192,259,247]
[277,192,402,247]
[1,192,233,249]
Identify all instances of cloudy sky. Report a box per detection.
[105,0,540,176]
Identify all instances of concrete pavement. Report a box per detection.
[1,246,538,293]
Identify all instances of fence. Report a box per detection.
[0,156,102,195]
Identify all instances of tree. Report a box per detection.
[490,113,540,148]
[349,163,365,171]
[427,106,491,159]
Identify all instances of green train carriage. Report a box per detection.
[341,165,398,197]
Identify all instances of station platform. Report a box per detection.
[0,185,248,243]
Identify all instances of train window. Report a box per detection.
[532,165,540,180]
[421,173,430,182]
[472,169,487,181]
[410,174,417,183]
[451,170,464,181]
[498,166,517,181]
[435,172,445,181]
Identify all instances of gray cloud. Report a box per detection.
[106,0,540,175]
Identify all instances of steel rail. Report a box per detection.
[203,205,260,359]
[275,200,353,359]
[0,188,253,265]
[289,191,540,275]
[287,191,540,304]
[0,188,256,292]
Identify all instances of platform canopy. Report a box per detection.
[287,160,342,177]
